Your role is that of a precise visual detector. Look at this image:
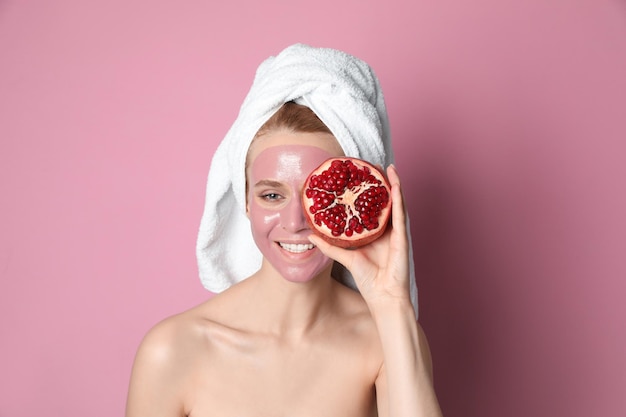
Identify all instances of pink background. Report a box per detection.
[1,0,625,416]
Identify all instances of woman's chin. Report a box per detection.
[272,257,334,284]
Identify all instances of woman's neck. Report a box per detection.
[241,260,337,339]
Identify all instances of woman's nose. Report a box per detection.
[282,195,308,232]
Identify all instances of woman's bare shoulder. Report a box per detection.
[133,295,233,365]
[127,296,240,415]
[332,281,375,320]
[134,311,198,367]
[325,281,382,344]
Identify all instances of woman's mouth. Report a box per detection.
[278,242,316,253]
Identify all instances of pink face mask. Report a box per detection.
[247,144,337,283]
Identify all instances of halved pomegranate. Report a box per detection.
[302,157,391,248]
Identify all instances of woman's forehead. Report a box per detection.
[249,144,336,183]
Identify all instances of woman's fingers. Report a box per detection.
[383,165,411,295]
[387,164,408,246]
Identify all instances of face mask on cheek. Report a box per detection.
[246,144,338,282]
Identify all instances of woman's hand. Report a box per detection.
[308,164,412,310]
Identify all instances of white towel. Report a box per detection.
[196,43,418,318]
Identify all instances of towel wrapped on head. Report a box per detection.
[196,43,419,317]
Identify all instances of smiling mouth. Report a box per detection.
[278,242,316,253]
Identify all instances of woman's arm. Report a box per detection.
[371,300,441,417]
[125,319,187,417]
[309,164,443,417]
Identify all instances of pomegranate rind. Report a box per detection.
[302,157,391,249]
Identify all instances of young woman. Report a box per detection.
[126,46,443,417]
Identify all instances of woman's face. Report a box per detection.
[246,130,343,283]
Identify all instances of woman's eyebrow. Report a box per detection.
[253,179,284,189]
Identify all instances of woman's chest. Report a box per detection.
[185,340,379,417]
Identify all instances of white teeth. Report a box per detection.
[279,243,315,253]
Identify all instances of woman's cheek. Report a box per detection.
[249,200,281,241]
